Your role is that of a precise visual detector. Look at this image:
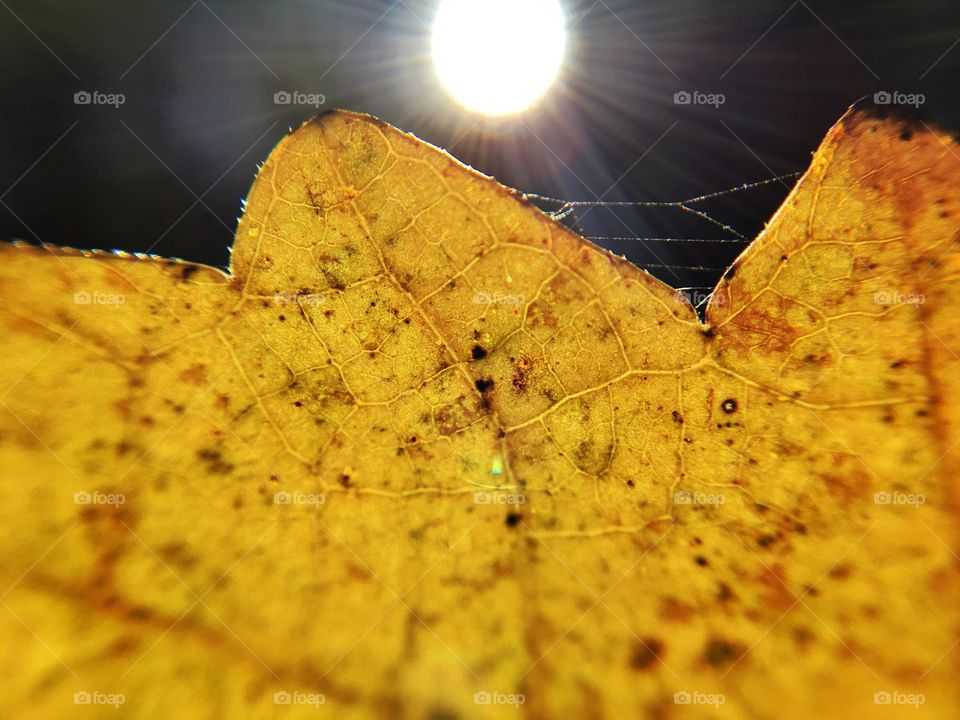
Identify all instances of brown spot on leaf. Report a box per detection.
[704,638,746,668]
[179,363,208,386]
[629,637,664,671]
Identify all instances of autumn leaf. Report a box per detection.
[0,103,957,719]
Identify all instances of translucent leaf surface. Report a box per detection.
[0,105,957,718]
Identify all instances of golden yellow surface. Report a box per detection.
[0,106,957,718]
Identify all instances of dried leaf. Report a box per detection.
[0,105,958,718]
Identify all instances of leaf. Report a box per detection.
[0,104,957,719]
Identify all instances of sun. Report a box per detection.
[432,0,567,117]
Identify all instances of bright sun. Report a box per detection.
[432,0,567,117]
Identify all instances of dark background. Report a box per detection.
[1,0,958,297]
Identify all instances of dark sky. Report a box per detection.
[1,0,957,297]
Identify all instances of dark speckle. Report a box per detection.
[471,345,488,361]
[196,448,234,475]
[704,638,745,668]
[828,563,853,580]
[717,582,735,602]
[79,506,99,523]
[694,555,708,567]
[630,637,664,671]
[128,606,153,622]
[505,512,521,527]
[475,378,494,393]
[721,398,738,414]
[179,265,199,281]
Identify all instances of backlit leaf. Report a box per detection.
[0,105,957,718]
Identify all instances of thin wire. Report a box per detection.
[585,236,749,244]
[528,173,801,208]
[537,172,802,242]
[632,263,730,271]
[538,172,802,280]
[678,205,745,240]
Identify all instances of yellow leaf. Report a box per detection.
[0,105,957,719]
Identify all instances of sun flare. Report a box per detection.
[432,0,567,117]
